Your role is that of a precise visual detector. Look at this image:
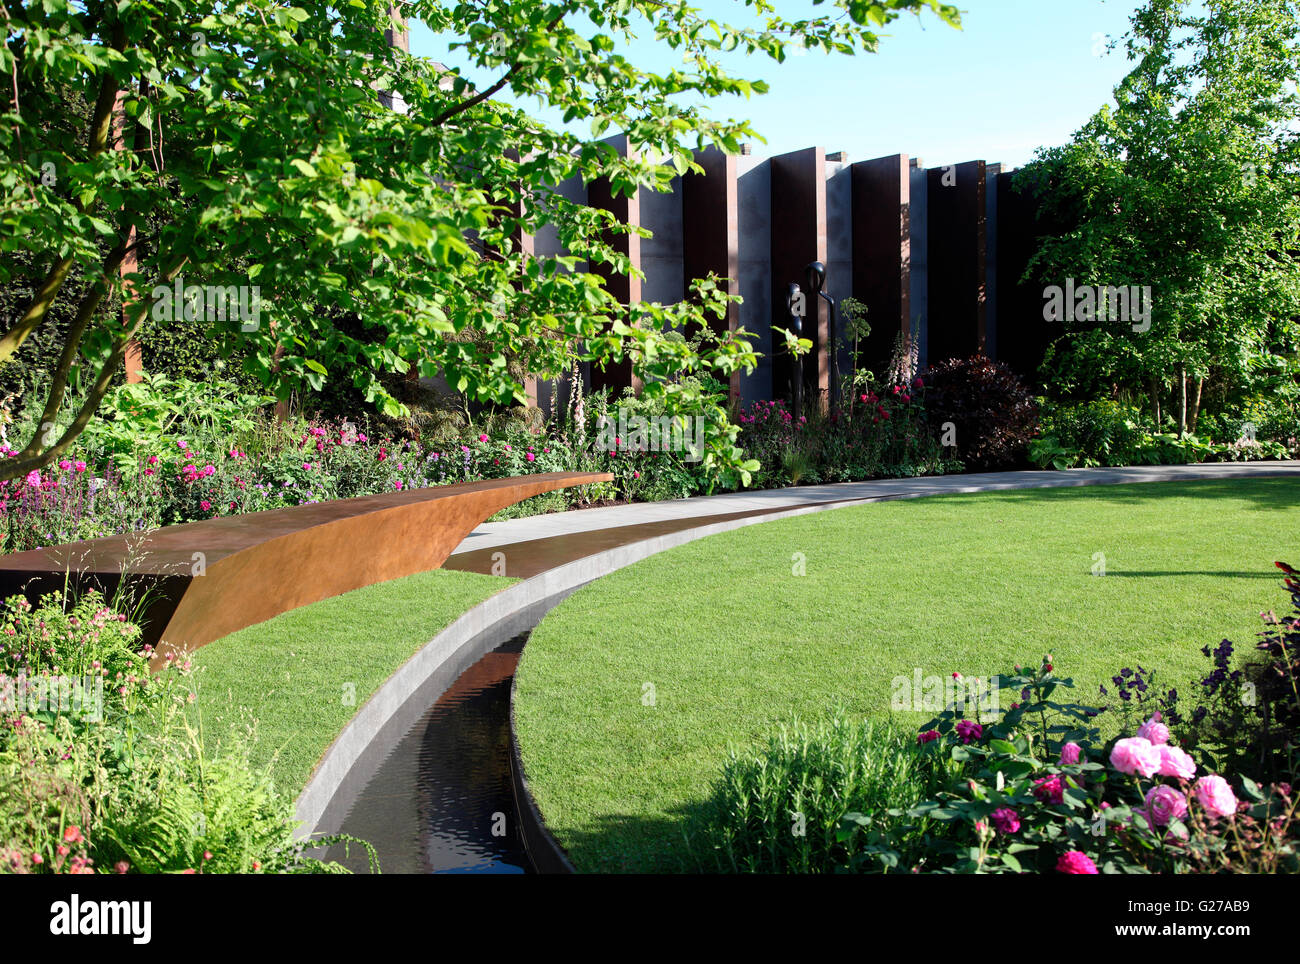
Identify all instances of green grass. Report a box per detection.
[191,568,512,796]
[513,478,1300,873]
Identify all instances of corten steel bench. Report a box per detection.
[0,472,611,668]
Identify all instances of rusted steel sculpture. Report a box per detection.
[0,472,611,667]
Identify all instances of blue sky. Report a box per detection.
[410,0,1148,171]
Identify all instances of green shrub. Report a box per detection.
[692,714,937,873]
[1033,399,1147,468]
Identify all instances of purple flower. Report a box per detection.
[990,807,1020,835]
[955,719,982,744]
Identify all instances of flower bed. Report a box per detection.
[0,590,369,874]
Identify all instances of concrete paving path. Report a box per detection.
[448,461,1300,564]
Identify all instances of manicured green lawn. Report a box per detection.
[513,478,1300,873]
[191,568,512,796]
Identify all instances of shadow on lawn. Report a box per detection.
[556,801,727,874]
[1102,570,1282,579]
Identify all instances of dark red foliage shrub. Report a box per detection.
[922,354,1038,470]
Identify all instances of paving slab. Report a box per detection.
[450,461,1300,558]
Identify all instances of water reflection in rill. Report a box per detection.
[326,632,531,874]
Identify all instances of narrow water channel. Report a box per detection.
[324,632,532,874]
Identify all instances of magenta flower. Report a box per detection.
[74,461,86,472]
[478,434,488,442]
[955,719,982,744]
[526,452,535,462]
[24,470,40,488]
[990,807,1020,835]
[1056,851,1098,874]
[1110,737,1162,778]
[917,729,940,745]
[200,500,212,512]
[1144,785,1187,827]
[1033,775,1065,804]
[1059,742,1082,765]
[1194,775,1238,819]
[58,459,72,471]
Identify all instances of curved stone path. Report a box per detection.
[444,461,1300,578]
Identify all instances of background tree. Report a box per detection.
[0,0,960,486]
[1016,0,1300,433]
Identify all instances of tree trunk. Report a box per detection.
[1150,379,1162,429]
[1178,365,1187,435]
[1190,378,1204,435]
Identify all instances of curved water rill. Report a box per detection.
[324,632,533,874]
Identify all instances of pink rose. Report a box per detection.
[1059,742,1082,765]
[1194,775,1238,819]
[24,470,41,487]
[1137,712,1170,745]
[58,459,72,471]
[478,434,488,442]
[1056,851,1098,874]
[1110,737,1162,777]
[956,719,982,744]
[1144,785,1188,826]
[1157,745,1196,780]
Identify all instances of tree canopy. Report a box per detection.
[0,0,960,485]
[1016,0,1300,430]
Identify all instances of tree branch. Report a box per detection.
[0,20,127,364]
[428,8,568,127]
[1,255,188,483]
